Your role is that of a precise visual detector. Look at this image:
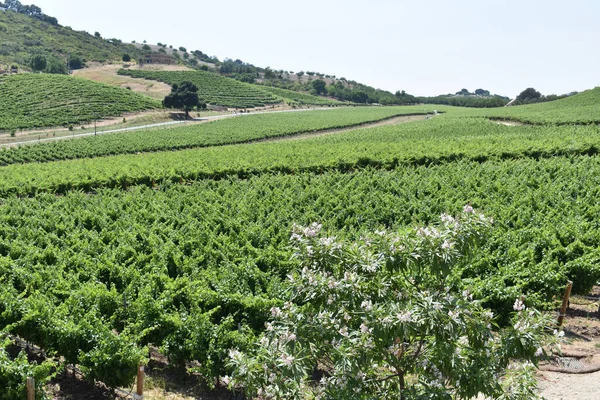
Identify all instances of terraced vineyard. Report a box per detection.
[258,85,341,105]
[118,69,280,108]
[1,94,600,394]
[0,106,430,165]
[0,74,160,131]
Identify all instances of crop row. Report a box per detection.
[460,87,600,124]
[117,69,280,108]
[0,74,160,131]
[258,85,341,105]
[0,117,598,196]
[1,155,600,386]
[0,106,432,165]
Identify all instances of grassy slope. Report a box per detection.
[255,85,341,105]
[464,87,600,124]
[0,10,141,68]
[118,69,281,108]
[0,73,160,131]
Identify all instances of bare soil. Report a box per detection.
[537,287,600,399]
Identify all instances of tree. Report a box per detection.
[30,54,46,72]
[162,81,205,119]
[311,79,327,95]
[517,87,542,101]
[69,54,84,70]
[94,31,101,38]
[229,209,556,399]
[475,88,490,96]
[455,88,471,96]
[122,54,131,62]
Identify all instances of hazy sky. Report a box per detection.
[29,0,600,97]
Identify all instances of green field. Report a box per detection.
[117,69,281,108]
[466,87,600,124]
[0,106,431,165]
[1,90,600,392]
[0,74,160,131]
[258,85,341,105]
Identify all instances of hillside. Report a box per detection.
[258,85,341,105]
[0,73,160,131]
[0,7,142,69]
[470,87,600,124]
[118,69,281,108]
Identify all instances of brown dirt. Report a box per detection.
[536,287,600,399]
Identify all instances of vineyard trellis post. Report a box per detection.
[558,280,573,327]
[134,363,144,399]
[27,376,35,400]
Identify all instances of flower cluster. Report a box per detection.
[229,208,553,400]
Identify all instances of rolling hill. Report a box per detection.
[0,73,161,131]
[0,7,142,70]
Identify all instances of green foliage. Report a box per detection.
[118,69,280,108]
[68,54,84,70]
[465,88,600,124]
[0,9,142,68]
[163,81,203,118]
[517,87,542,101]
[29,54,46,71]
[0,73,160,130]
[0,107,420,165]
[0,338,56,400]
[311,78,326,95]
[258,85,340,105]
[230,214,555,399]
[122,53,131,62]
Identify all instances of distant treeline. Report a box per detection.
[0,0,57,25]
[418,95,509,108]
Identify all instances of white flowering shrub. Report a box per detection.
[228,208,555,399]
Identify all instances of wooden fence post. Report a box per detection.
[134,364,144,400]
[558,280,573,327]
[26,377,35,400]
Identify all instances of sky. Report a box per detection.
[28,0,600,97]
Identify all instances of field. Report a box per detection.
[258,85,341,105]
[0,74,160,131]
[466,87,600,124]
[0,106,431,165]
[1,90,600,396]
[117,69,281,108]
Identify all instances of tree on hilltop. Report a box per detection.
[163,81,206,119]
[517,87,542,101]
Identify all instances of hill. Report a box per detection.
[258,85,341,106]
[118,69,281,108]
[0,73,160,131]
[0,6,142,70]
[470,87,600,124]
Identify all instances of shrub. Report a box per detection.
[230,208,556,399]
[122,54,131,62]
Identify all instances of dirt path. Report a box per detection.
[538,370,600,400]
[262,114,429,143]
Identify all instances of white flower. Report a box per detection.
[463,204,474,213]
[440,213,455,223]
[265,322,274,331]
[513,297,525,311]
[442,240,453,250]
[360,323,371,334]
[221,375,230,386]
[339,327,349,337]
[271,307,282,317]
[361,300,373,311]
[281,354,294,366]
[535,347,543,357]
[397,311,412,322]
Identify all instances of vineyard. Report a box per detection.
[1,94,600,396]
[466,87,600,124]
[0,106,431,165]
[0,74,160,131]
[258,85,341,105]
[117,69,281,108]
